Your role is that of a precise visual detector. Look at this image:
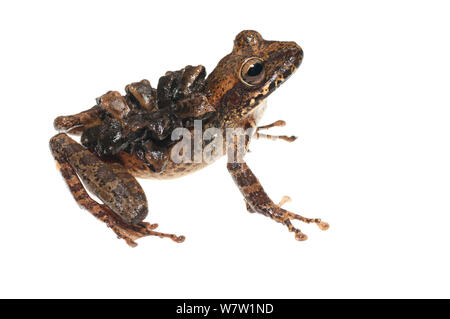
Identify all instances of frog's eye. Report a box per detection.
[239,57,265,86]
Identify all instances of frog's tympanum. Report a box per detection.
[50,30,329,247]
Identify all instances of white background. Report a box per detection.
[0,0,449,298]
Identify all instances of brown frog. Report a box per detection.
[50,30,329,247]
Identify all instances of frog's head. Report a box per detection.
[206,30,303,126]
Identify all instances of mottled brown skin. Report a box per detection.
[50,30,329,246]
[49,134,184,247]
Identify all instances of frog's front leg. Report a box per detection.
[228,161,329,241]
[49,133,185,247]
[251,120,297,142]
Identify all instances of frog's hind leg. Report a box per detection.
[228,161,329,241]
[49,133,185,247]
[252,120,297,142]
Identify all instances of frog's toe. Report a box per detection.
[277,195,292,207]
[279,135,298,142]
[97,205,184,246]
[276,205,329,241]
[283,208,330,231]
[282,218,308,241]
[141,221,159,230]
[253,120,297,143]
[116,221,185,246]
[254,132,297,142]
[244,200,256,213]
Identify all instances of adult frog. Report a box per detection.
[50,30,329,247]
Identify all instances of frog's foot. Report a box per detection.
[50,133,185,247]
[277,206,329,241]
[55,158,185,247]
[228,161,329,242]
[270,196,329,241]
[254,120,297,142]
[96,204,185,247]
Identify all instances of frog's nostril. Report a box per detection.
[281,41,303,65]
[290,43,303,67]
[292,43,303,56]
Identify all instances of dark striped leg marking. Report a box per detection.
[253,120,297,143]
[50,133,185,247]
[229,162,329,241]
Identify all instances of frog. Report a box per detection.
[50,30,329,247]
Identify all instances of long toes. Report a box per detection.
[279,135,297,142]
[256,120,286,131]
[107,215,185,246]
[86,203,183,247]
[284,219,308,241]
[283,209,330,231]
[133,223,185,243]
[277,196,292,207]
[138,221,159,230]
[127,227,185,245]
[274,120,286,127]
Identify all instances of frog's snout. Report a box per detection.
[286,41,303,70]
[270,41,303,81]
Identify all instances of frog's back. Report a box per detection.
[75,65,219,179]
